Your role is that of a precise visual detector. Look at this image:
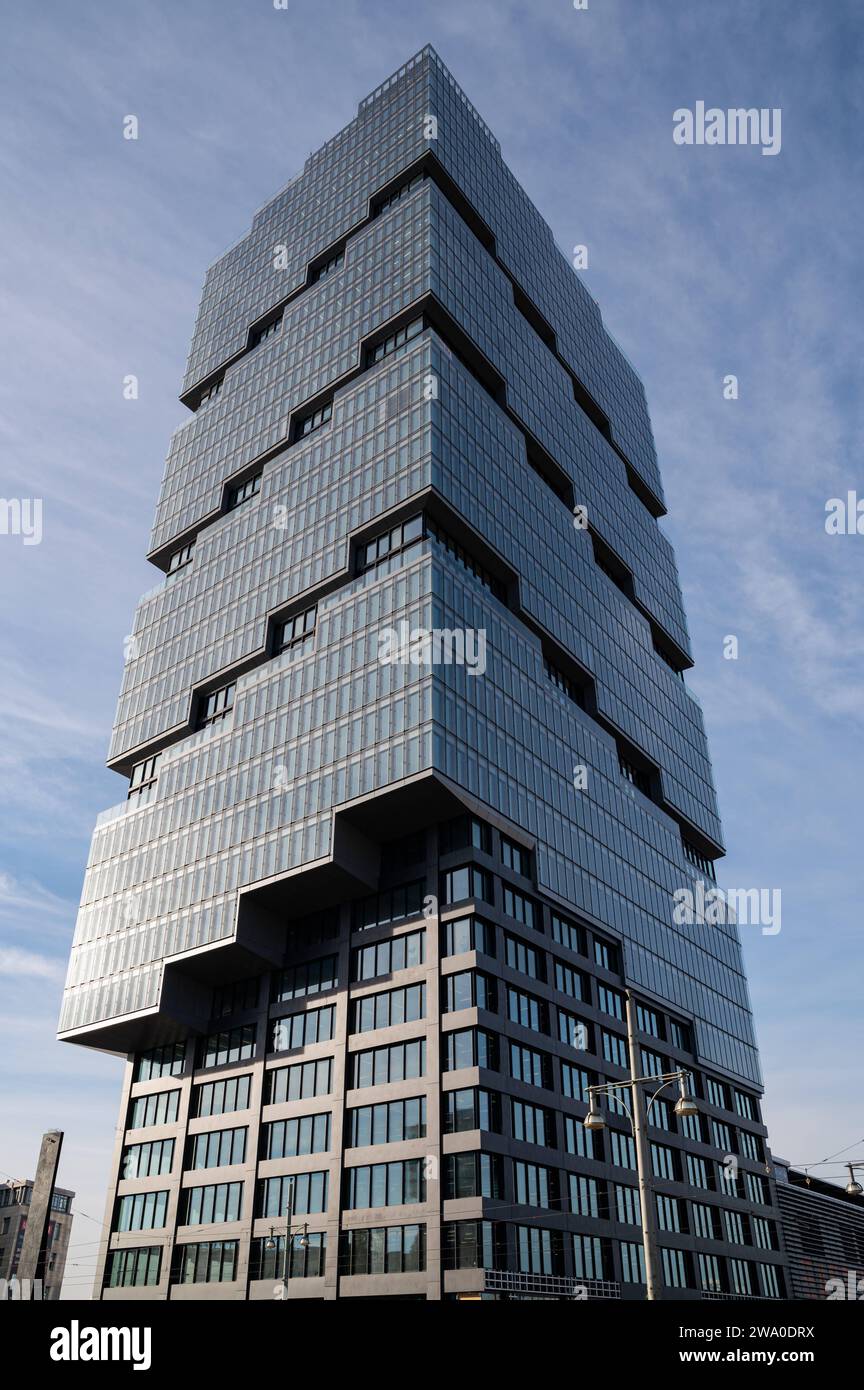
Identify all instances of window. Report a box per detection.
[564,1113,597,1159]
[711,1119,732,1152]
[515,1160,557,1209]
[502,885,537,928]
[172,1241,238,1285]
[427,516,507,598]
[512,1099,555,1147]
[636,1003,662,1038]
[602,1030,628,1068]
[651,1143,677,1181]
[443,1220,503,1271]
[352,928,425,981]
[256,1172,327,1218]
[197,681,236,729]
[610,1129,637,1170]
[657,1194,682,1233]
[668,1018,691,1051]
[569,1172,602,1218]
[559,1008,591,1053]
[751,1216,775,1252]
[442,915,495,958]
[339,1224,425,1275]
[134,1044,184,1082]
[544,655,587,709]
[620,1241,646,1284]
[194,1075,251,1118]
[196,376,222,409]
[661,1247,689,1289]
[271,1005,335,1053]
[250,1232,326,1281]
[501,837,530,877]
[504,931,545,980]
[641,1047,667,1078]
[121,1139,174,1180]
[115,1192,169,1233]
[264,1113,331,1159]
[553,959,585,1000]
[440,813,492,855]
[572,1233,606,1280]
[275,605,316,654]
[615,1185,641,1226]
[445,1152,502,1200]
[561,1061,592,1102]
[226,473,261,510]
[350,1097,427,1146]
[550,913,586,955]
[518,1225,563,1276]
[679,1110,702,1143]
[128,753,160,800]
[352,880,425,932]
[181,1182,243,1226]
[704,1076,729,1110]
[198,1023,255,1069]
[211,977,259,1018]
[745,1171,769,1205]
[365,315,424,366]
[188,1127,246,1170]
[686,1153,710,1190]
[619,752,653,797]
[509,1041,551,1089]
[105,1247,161,1289]
[353,983,426,1031]
[292,400,332,442]
[309,249,343,283]
[598,985,625,1020]
[346,1159,426,1208]
[273,954,338,1002]
[249,314,282,349]
[357,513,424,574]
[444,1028,498,1072]
[691,1202,718,1241]
[723,1208,745,1245]
[267,1058,332,1103]
[593,938,619,972]
[443,971,495,1014]
[759,1263,783,1298]
[350,1039,425,1087]
[735,1090,759,1121]
[443,865,491,906]
[371,170,428,217]
[698,1252,723,1293]
[129,1089,180,1129]
[506,985,547,1033]
[738,1129,763,1162]
[682,837,717,881]
[729,1258,752,1296]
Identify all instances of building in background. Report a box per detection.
[59,46,788,1301]
[773,1158,864,1300]
[0,1180,74,1299]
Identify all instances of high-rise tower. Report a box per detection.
[60,48,787,1301]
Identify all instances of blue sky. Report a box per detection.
[1,0,862,1295]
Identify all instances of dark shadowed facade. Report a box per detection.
[59,47,788,1301]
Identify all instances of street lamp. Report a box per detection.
[583,990,698,1301]
[845,1163,864,1197]
[268,1177,310,1298]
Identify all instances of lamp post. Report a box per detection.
[584,990,698,1300]
[845,1163,864,1196]
[265,1176,309,1299]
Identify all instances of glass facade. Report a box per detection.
[60,47,786,1302]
